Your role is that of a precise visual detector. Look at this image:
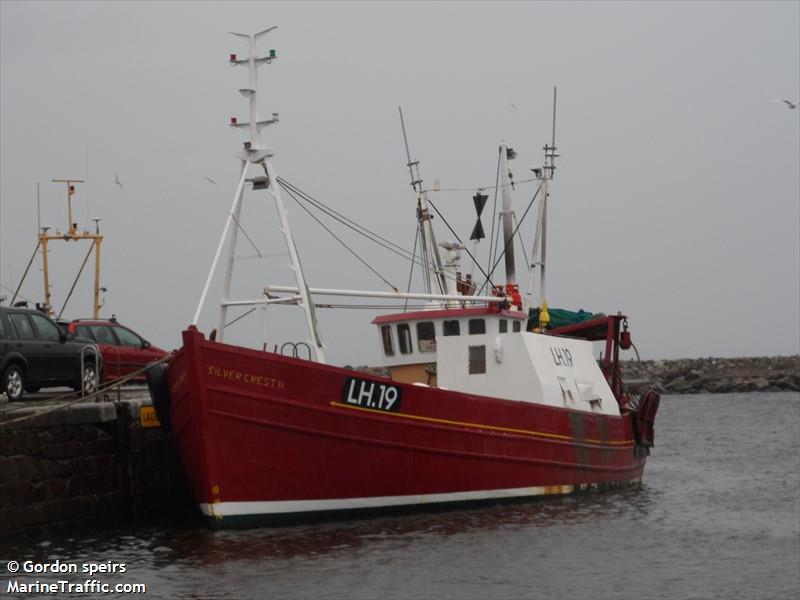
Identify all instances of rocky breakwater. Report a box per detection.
[621,355,800,395]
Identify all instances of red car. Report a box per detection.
[67,318,168,382]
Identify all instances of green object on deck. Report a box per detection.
[527,307,603,330]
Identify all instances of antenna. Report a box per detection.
[397,107,447,296]
[524,86,559,322]
[194,27,326,362]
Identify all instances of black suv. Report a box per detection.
[0,306,102,401]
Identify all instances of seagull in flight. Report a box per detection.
[771,99,797,109]
[114,173,124,191]
[203,176,217,184]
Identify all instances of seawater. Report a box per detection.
[2,392,798,599]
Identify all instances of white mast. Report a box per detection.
[399,107,448,297]
[498,143,517,286]
[193,27,326,362]
[524,87,558,324]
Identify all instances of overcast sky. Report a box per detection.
[1,1,798,366]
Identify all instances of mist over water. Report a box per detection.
[3,392,798,599]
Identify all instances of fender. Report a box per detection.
[632,390,660,448]
[146,362,172,432]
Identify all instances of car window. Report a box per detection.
[89,325,118,345]
[30,314,61,341]
[114,326,143,347]
[75,325,95,340]
[9,313,35,339]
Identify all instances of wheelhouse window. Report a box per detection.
[30,314,61,341]
[416,321,436,353]
[381,325,395,356]
[468,345,486,374]
[443,320,460,336]
[512,320,522,332]
[468,319,486,335]
[499,319,508,334]
[397,324,412,355]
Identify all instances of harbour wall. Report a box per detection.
[620,355,800,394]
[0,395,198,540]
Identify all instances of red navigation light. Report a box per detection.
[230,117,238,125]
[230,54,237,62]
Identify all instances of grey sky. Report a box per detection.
[1,1,798,366]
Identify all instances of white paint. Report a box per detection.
[437,329,620,415]
[199,484,581,517]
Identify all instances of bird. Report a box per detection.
[204,176,217,184]
[510,103,518,110]
[771,99,797,110]
[114,173,124,191]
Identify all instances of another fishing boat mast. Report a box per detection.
[398,107,448,297]
[525,87,559,324]
[193,27,326,362]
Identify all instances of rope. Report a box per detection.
[477,183,542,296]
[428,177,538,193]
[281,184,399,291]
[0,353,173,428]
[426,197,496,290]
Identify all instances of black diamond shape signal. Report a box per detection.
[470,191,488,241]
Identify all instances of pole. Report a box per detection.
[193,163,250,326]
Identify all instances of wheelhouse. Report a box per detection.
[372,306,527,385]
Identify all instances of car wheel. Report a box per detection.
[3,365,25,401]
[79,362,98,396]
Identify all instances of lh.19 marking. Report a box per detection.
[342,376,402,412]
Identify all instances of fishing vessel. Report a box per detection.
[149,28,660,528]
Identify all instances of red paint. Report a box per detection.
[372,306,526,325]
[166,327,650,520]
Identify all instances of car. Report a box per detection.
[67,318,168,383]
[0,306,102,401]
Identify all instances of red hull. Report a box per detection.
[166,327,648,526]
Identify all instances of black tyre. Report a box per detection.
[3,365,25,401]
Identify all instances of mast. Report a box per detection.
[498,143,517,285]
[398,107,447,297]
[525,87,558,323]
[193,27,326,362]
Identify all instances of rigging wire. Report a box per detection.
[431,177,537,194]
[225,307,257,328]
[476,183,542,296]
[230,212,263,258]
[277,178,462,287]
[404,223,419,312]
[278,177,415,261]
[426,197,496,291]
[281,183,399,291]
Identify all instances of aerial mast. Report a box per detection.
[398,107,448,296]
[525,87,558,325]
[193,27,326,362]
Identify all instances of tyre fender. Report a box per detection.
[146,362,172,432]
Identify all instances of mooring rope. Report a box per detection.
[0,353,173,429]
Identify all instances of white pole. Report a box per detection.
[192,162,250,326]
[216,160,248,341]
[264,285,507,304]
[264,159,326,363]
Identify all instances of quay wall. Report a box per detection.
[0,398,197,540]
